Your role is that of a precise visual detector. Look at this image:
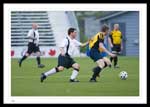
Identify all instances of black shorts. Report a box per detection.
[57,54,76,69]
[90,48,103,62]
[27,42,40,54]
[111,44,121,53]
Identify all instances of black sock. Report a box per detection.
[74,68,79,72]
[55,67,59,72]
[103,62,107,68]
[114,56,118,66]
[36,57,41,65]
[20,55,27,62]
[91,66,101,80]
[110,57,113,62]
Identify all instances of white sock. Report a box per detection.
[44,68,57,77]
[70,70,79,80]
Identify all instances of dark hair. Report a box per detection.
[101,24,109,32]
[68,28,76,35]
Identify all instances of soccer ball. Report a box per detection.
[119,71,128,80]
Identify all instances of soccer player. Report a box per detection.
[86,38,112,74]
[40,28,88,82]
[18,23,45,68]
[89,24,115,82]
[108,24,123,68]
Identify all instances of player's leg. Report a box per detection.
[18,46,32,68]
[40,66,64,82]
[114,55,118,68]
[70,63,80,82]
[35,46,45,68]
[45,66,64,76]
[90,59,105,82]
[114,45,121,68]
[18,52,30,67]
[112,54,119,68]
[101,51,111,68]
[96,57,111,77]
[19,43,35,67]
[40,54,66,82]
[110,57,113,63]
[110,47,114,63]
[110,45,119,66]
[89,49,103,82]
[103,57,112,67]
[36,51,45,68]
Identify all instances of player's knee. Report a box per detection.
[73,63,80,70]
[58,66,64,71]
[98,64,105,69]
[97,59,105,68]
[76,64,80,69]
[103,57,111,66]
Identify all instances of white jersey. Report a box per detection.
[60,36,82,56]
[27,29,39,44]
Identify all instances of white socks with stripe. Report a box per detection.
[44,68,79,80]
[44,68,57,77]
[70,70,79,80]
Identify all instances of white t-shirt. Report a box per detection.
[60,36,82,56]
[27,29,39,44]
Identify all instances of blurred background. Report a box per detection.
[11,11,139,58]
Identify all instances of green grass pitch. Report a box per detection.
[11,56,139,96]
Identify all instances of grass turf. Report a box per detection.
[11,56,139,96]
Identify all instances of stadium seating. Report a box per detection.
[11,11,56,46]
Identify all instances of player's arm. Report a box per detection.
[108,32,113,48]
[59,47,65,56]
[74,39,89,48]
[99,42,115,57]
[80,41,89,47]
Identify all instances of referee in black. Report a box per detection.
[18,23,45,68]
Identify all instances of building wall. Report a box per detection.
[101,11,139,56]
[84,17,100,38]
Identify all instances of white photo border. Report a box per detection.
[4,3,147,104]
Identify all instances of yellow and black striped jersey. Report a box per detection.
[89,32,105,50]
[109,30,122,45]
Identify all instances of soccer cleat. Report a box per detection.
[38,64,45,68]
[89,78,97,82]
[40,73,47,83]
[114,65,119,68]
[109,64,112,68]
[69,79,80,82]
[18,59,22,67]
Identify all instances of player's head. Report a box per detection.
[114,24,119,30]
[68,28,77,39]
[101,24,109,35]
[32,23,38,30]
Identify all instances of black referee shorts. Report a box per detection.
[27,42,40,54]
[57,54,76,69]
[111,44,121,53]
